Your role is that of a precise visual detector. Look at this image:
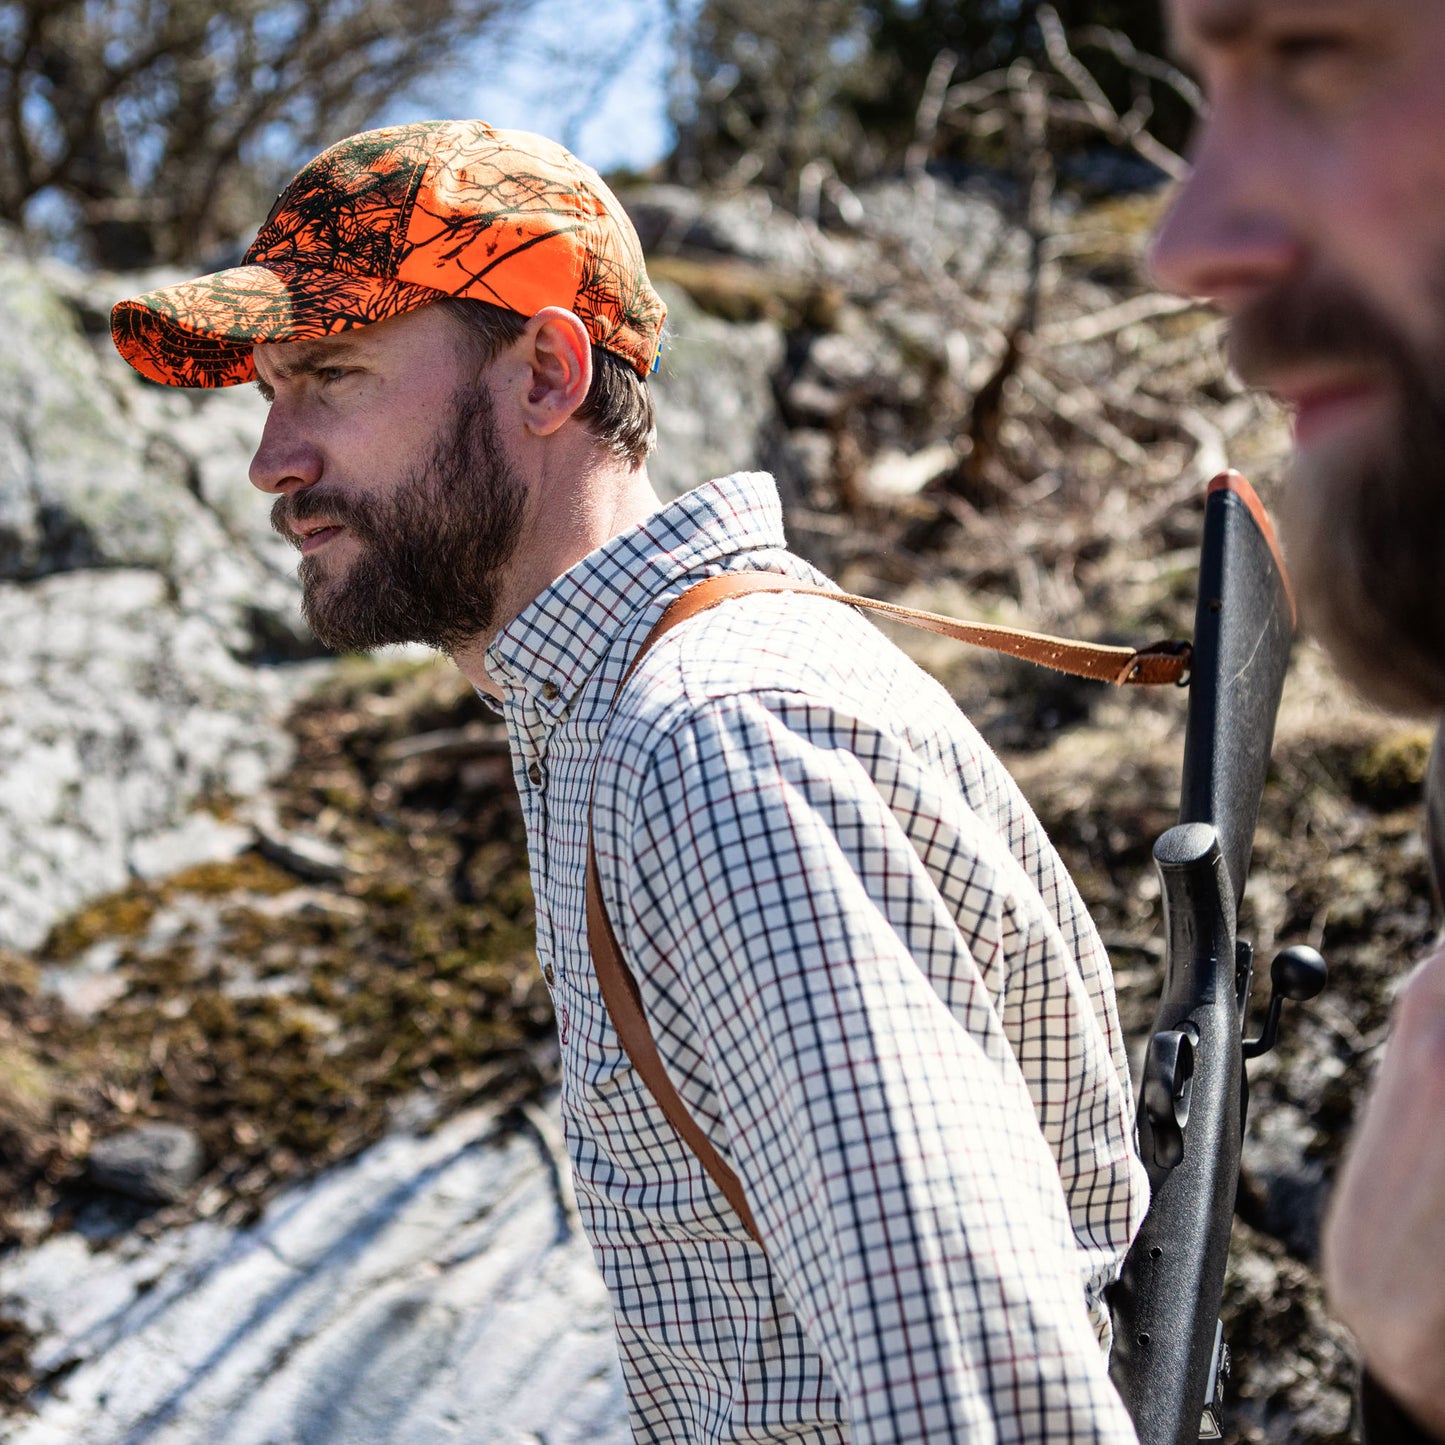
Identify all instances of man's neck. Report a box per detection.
[451,460,663,699]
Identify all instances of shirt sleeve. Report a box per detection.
[615,688,1139,1445]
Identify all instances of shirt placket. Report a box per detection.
[511,679,574,1032]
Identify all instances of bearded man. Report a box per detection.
[1150,3,1445,1439]
[111,121,1148,1442]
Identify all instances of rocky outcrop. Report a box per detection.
[0,1095,627,1445]
[0,244,314,951]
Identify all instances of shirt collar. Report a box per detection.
[486,471,788,713]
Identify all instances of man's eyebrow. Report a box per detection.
[262,337,363,380]
[252,335,365,398]
[1168,0,1255,62]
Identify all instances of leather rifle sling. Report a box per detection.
[585,571,1191,1246]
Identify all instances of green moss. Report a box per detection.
[43,889,157,961]
[0,951,39,1011]
[164,854,297,898]
[3,646,552,1265]
[0,1043,53,1131]
[1349,729,1433,810]
[363,879,416,908]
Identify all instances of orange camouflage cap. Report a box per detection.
[110,120,667,386]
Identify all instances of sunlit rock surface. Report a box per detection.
[0,246,311,950]
[0,1096,627,1445]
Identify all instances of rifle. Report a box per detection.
[1107,471,1327,1444]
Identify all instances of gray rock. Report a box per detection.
[1239,1102,1330,1261]
[38,942,128,1020]
[649,280,786,503]
[1,1096,628,1445]
[0,567,296,949]
[0,247,325,949]
[87,1123,205,1204]
[624,182,853,275]
[851,177,1029,319]
[0,257,285,620]
[128,812,255,881]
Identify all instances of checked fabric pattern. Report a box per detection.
[486,472,1148,1444]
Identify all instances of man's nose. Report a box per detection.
[248,409,322,495]
[1147,121,1303,311]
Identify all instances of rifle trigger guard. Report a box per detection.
[1142,1023,1198,1170]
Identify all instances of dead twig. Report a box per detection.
[1037,5,1189,182]
[1075,23,1204,115]
[379,723,510,764]
[1018,363,1151,472]
[906,49,959,177]
[1098,381,1229,484]
[1035,293,1202,349]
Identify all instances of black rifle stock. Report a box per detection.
[1109,471,1303,1444]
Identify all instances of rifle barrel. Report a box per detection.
[1180,473,1296,907]
[1110,472,1294,1445]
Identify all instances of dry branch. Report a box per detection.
[1037,5,1189,182]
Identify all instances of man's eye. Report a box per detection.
[318,366,351,384]
[1267,28,1369,103]
[1274,32,1346,58]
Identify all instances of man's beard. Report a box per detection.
[1230,276,1445,714]
[270,378,526,656]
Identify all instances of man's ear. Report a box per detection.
[517,307,593,437]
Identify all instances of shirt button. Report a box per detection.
[543,963,556,987]
[541,681,560,701]
[527,761,543,786]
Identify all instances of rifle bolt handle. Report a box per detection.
[1271,945,1328,1002]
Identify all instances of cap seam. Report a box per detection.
[393,136,435,274]
[563,150,601,329]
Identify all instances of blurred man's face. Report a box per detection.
[1152,0,1445,712]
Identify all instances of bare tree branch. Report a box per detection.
[1075,22,1204,115]
[0,0,535,266]
[1036,293,1200,348]
[1037,4,1188,182]
[905,48,958,178]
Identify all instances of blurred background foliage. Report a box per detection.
[668,0,1188,195]
[0,0,534,268]
[0,0,1189,271]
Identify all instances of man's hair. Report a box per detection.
[436,296,656,468]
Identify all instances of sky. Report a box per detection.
[381,0,688,177]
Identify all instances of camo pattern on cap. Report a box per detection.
[111,121,666,387]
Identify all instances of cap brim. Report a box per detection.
[110,263,447,388]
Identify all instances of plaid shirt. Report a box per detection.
[487,473,1147,1444]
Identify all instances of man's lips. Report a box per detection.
[294,521,346,555]
[1264,369,1390,447]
